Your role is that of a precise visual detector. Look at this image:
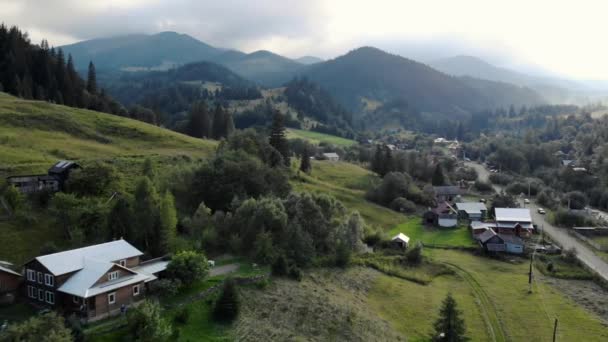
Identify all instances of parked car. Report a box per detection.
[537,208,546,215]
[524,198,530,204]
[479,198,487,203]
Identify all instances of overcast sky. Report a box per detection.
[2,0,607,80]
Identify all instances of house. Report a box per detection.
[7,160,80,194]
[22,239,168,322]
[470,221,494,236]
[494,208,533,237]
[0,261,22,305]
[561,159,575,167]
[456,202,487,222]
[322,153,340,162]
[433,186,461,203]
[386,144,397,151]
[391,233,410,249]
[423,202,458,228]
[477,229,524,254]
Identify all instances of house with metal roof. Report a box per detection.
[0,261,22,304]
[477,229,524,254]
[455,202,487,221]
[6,160,80,194]
[433,186,461,203]
[391,233,410,249]
[22,239,167,322]
[322,152,340,162]
[494,208,533,237]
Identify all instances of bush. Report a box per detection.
[335,242,351,268]
[489,173,513,185]
[537,189,558,209]
[166,251,209,286]
[288,266,303,281]
[271,254,289,276]
[127,300,172,341]
[149,278,182,296]
[406,242,423,265]
[213,279,240,322]
[473,180,493,192]
[3,185,24,211]
[553,209,590,228]
[390,197,417,213]
[562,191,588,210]
[547,261,555,272]
[174,307,190,325]
[563,247,578,264]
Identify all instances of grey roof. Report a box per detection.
[48,160,79,174]
[562,159,574,166]
[456,202,487,214]
[323,153,339,158]
[471,221,494,230]
[35,240,143,276]
[391,233,410,244]
[0,264,21,277]
[478,229,498,244]
[495,208,532,223]
[498,234,523,245]
[433,186,461,195]
[132,260,169,277]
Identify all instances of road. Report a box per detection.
[466,162,608,282]
[209,263,239,277]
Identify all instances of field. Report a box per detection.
[388,219,475,247]
[286,128,357,147]
[0,92,216,176]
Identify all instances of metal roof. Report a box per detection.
[0,264,21,277]
[455,202,487,214]
[48,160,79,174]
[495,208,532,223]
[323,153,339,158]
[35,240,143,276]
[391,233,410,243]
[433,186,461,195]
[132,260,169,277]
[478,229,498,244]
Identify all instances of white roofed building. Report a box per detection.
[22,239,167,322]
[494,208,534,237]
[391,233,410,249]
[322,152,340,162]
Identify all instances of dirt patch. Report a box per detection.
[236,267,405,341]
[540,274,608,322]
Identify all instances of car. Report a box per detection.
[479,198,487,203]
[537,208,546,214]
[524,198,530,204]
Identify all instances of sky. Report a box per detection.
[2,0,608,80]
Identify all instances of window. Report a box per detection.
[38,289,44,301]
[27,285,35,298]
[133,285,140,296]
[44,274,54,287]
[37,272,43,284]
[45,291,55,304]
[108,271,119,281]
[27,269,35,282]
[108,292,116,304]
[73,296,79,304]
[119,259,126,267]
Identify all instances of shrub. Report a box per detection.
[3,185,24,211]
[547,261,555,272]
[390,197,417,213]
[563,247,578,264]
[213,279,240,322]
[335,242,351,268]
[473,180,493,192]
[174,307,190,325]
[127,300,172,341]
[562,191,588,210]
[166,251,209,286]
[489,173,513,185]
[149,278,182,296]
[271,254,289,276]
[406,242,423,265]
[288,266,303,281]
[553,209,590,228]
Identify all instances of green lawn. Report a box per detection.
[286,128,357,147]
[388,218,476,247]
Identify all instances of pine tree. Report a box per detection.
[432,164,447,186]
[213,278,240,322]
[188,101,211,138]
[107,197,134,241]
[212,104,225,139]
[133,177,159,251]
[300,147,312,173]
[432,293,468,342]
[371,145,385,176]
[224,110,235,137]
[269,110,290,166]
[87,61,97,94]
[158,191,177,255]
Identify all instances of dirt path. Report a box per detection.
[444,262,507,342]
[210,263,239,277]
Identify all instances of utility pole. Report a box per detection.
[528,182,531,198]
[552,318,558,342]
[528,253,533,293]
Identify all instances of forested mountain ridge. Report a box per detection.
[300,47,545,118]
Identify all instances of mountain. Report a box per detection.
[300,47,545,117]
[211,50,304,86]
[295,56,324,65]
[61,31,222,70]
[429,55,579,103]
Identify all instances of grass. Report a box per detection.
[534,254,594,280]
[388,217,476,247]
[286,128,357,147]
[292,160,403,230]
[352,254,453,285]
[0,92,216,176]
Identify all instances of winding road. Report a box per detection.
[466,162,608,282]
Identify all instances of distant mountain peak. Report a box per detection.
[295,56,324,65]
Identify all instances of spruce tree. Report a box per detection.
[133,177,160,251]
[269,110,290,166]
[224,110,235,137]
[371,145,384,176]
[107,197,134,241]
[300,147,311,173]
[188,101,211,138]
[432,164,447,186]
[212,104,225,139]
[432,293,468,342]
[158,191,177,255]
[87,61,97,94]
[213,278,240,322]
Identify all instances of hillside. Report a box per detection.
[0,92,216,176]
[301,47,545,117]
[211,50,304,86]
[61,31,221,70]
[295,56,324,64]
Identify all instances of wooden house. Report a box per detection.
[322,153,340,162]
[433,186,461,203]
[0,261,22,305]
[456,202,487,222]
[22,240,167,322]
[494,208,533,237]
[7,160,80,194]
[477,229,524,254]
[423,202,458,228]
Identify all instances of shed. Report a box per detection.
[500,234,524,254]
[478,229,506,252]
[322,153,340,162]
[0,261,22,304]
[391,233,410,249]
[456,202,488,221]
[433,186,461,203]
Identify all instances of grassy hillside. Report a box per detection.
[286,128,357,147]
[0,92,216,176]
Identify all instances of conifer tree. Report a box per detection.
[300,147,311,173]
[188,101,211,138]
[224,110,235,137]
[212,104,225,139]
[432,293,468,342]
[158,191,178,255]
[87,61,97,94]
[432,164,447,186]
[133,177,160,251]
[371,145,384,176]
[107,197,134,241]
[269,110,290,166]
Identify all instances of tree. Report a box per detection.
[213,278,240,322]
[212,104,226,139]
[133,177,159,251]
[158,191,178,255]
[127,300,172,342]
[142,158,156,181]
[432,164,447,186]
[432,293,468,342]
[86,61,97,94]
[3,312,73,341]
[49,192,84,241]
[66,162,120,197]
[165,250,209,286]
[187,101,211,138]
[271,254,289,276]
[268,110,290,166]
[3,185,24,212]
[300,147,312,173]
[107,197,134,241]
